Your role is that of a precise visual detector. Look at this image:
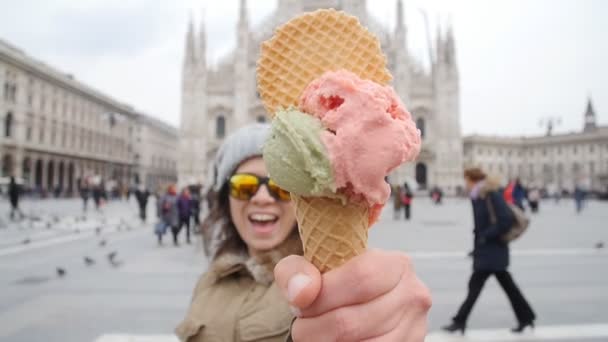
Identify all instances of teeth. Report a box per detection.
[250,214,278,222]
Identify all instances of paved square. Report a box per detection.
[0,196,607,341]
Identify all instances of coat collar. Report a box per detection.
[472,176,502,199]
[208,229,303,286]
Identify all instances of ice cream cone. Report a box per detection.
[257,9,391,116]
[292,194,368,273]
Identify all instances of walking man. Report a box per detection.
[135,185,150,222]
[401,182,413,220]
[8,177,23,221]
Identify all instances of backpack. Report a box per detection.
[486,196,530,242]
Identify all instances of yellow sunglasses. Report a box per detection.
[229,173,291,202]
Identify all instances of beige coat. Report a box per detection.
[176,232,302,342]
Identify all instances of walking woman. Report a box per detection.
[157,185,179,246]
[175,124,431,341]
[442,168,535,334]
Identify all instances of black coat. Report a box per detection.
[8,181,20,205]
[472,189,514,271]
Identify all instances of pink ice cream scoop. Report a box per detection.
[300,70,421,223]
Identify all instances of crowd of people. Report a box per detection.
[390,177,591,221]
[154,185,202,246]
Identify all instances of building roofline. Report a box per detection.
[136,113,178,136]
[0,38,136,116]
[464,126,608,145]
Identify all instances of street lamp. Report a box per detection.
[538,116,561,137]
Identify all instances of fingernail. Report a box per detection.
[287,273,311,302]
[290,305,302,317]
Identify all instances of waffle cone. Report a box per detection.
[292,194,368,273]
[257,9,391,116]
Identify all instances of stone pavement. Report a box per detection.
[0,196,607,342]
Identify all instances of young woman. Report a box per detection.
[157,185,179,246]
[176,123,431,341]
[442,168,536,335]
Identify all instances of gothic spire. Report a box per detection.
[396,0,404,29]
[435,19,443,64]
[199,10,206,66]
[444,17,455,64]
[239,0,249,27]
[394,0,407,50]
[586,96,596,117]
[184,13,197,65]
[584,95,597,132]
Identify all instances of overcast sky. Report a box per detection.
[0,0,606,136]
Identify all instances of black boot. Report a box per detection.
[442,321,466,335]
[512,320,534,333]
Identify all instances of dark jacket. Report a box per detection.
[8,179,20,205]
[472,179,514,271]
[177,194,192,220]
[135,189,150,206]
[158,194,179,227]
[513,182,526,207]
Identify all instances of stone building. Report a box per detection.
[0,39,178,195]
[178,0,463,193]
[133,115,179,192]
[463,98,608,191]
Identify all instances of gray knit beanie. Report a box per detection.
[210,123,271,191]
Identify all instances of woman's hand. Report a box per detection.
[274,249,431,341]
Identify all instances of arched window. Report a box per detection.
[257,115,266,123]
[415,163,427,189]
[2,154,13,177]
[4,111,13,137]
[216,115,226,139]
[416,118,425,139]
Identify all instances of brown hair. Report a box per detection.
[463,167,487,182]
[200,183,247,258]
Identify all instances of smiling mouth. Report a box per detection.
[248,213,279,225]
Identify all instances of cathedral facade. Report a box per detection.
[178,0,463,194]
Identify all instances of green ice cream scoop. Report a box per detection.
[263,108,335,197]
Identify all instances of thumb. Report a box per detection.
[274,255,322,311]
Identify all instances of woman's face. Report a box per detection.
[229,157,297,256]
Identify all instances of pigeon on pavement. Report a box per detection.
[84,257,95,266]
[107,251,123,267]
[56,267,66,277]
[110,260,124,268]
